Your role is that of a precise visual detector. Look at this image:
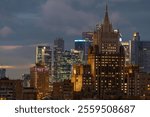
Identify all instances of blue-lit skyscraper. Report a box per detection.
[74,39,92,63]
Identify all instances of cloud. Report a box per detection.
[38,0,98,36]
[111,12,129,25]
[0,45,23,50]
[14,64,35,69]
[0,65,15,69]
[110,11,137,38]
[0,26,14,37]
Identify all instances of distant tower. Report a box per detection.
[0,68,6,79]
[36,46,52,67]
[36,45,52,82]
[130,32,150,73]
[54,38,64,51]
[129,32,140,65]
[53,38,64,81]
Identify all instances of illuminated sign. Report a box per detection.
[34,67,49,72]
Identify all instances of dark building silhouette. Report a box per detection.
[51,79,73,100]
[0,78,23,100]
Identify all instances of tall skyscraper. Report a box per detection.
[139,41,150,72]
[57,50,72,80]
[74,39,92,63]
[130,32,150,73]
[36,46,52,66]
[122,41,130,65]
[53,38,64,80]
[88,4,125,99]
[129,32,141,65]
[36,46,52,81]
[53,49,82,81]
[54,38,64,52]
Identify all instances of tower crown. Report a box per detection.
[103,4,110,25]
[101,1,113,32]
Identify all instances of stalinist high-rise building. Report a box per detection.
[88,4,125,99]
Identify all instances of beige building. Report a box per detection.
[30,64,50,99]
[52,79,73,100]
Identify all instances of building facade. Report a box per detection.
[36,46,52,82]
[30,64,50,99]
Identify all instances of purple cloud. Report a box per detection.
[0,26,14,37]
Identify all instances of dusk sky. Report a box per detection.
[0,0,149,79]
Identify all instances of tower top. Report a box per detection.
[102,0,112,32]
[103,0,110,24]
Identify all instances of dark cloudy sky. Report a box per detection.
[0,0,149,79]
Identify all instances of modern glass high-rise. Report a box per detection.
[53,49,82,81]
[54,38,64,52]
[74,39,92,63]
[53,38,64,80]
[139,41,150,72]
[130,32,150,73]
[36,46,52,81]
[36,46,52,67]
[129,32,140,65]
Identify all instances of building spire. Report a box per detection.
[102,0,112,32]
[106,0,108,13]
[104,0,110,24]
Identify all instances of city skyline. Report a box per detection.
[0,0,149,79]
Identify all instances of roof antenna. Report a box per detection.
[106,0,108,13]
